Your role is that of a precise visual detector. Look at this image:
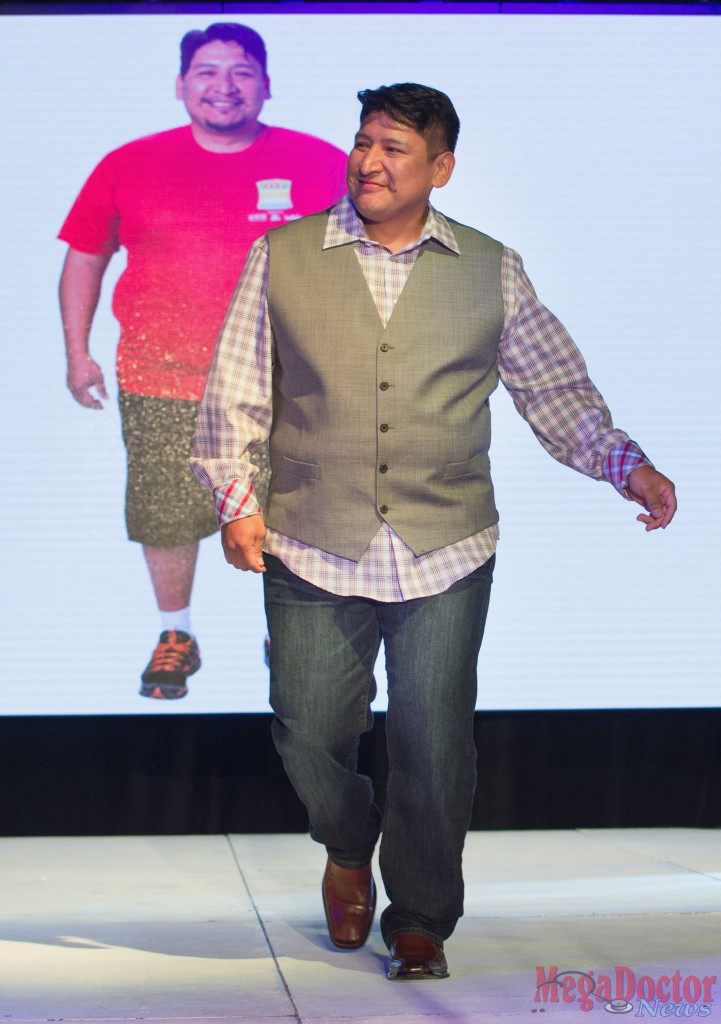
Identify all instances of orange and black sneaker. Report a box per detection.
[139,630,201,700]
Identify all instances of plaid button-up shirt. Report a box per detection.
[191,196,649,601]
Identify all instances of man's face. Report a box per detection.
[176,40,270,135]
[347,112,454,232]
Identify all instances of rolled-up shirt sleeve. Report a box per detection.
[498,247,651,497]
[190,237,273,524]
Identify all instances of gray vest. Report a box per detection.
[265,211,504,561]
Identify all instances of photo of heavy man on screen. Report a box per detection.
[57,22,347,702]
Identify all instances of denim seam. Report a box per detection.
[386,926,443,947]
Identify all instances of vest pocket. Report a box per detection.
[444,452,486,480]
[278,454,321,480]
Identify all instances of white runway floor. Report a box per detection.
[2,829,721,1023]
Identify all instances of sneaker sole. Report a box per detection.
[139,660,200,700]
[139,682,190,700]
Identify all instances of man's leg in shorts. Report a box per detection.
[143,542,199,616]
[120,392,218,699]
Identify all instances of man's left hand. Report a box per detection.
[627,466,677,531]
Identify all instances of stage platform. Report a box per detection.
[2,829,720,1022]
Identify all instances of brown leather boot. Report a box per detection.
[387,934,450,980]
[322,858,376,948]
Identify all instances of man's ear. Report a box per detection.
[264,76,272,101]
[432,151,456,189]
[175,75,184,101]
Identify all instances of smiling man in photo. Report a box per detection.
[58,23,346,700]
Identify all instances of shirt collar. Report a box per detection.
[323,193,459,256]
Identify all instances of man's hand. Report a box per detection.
[59,247,113,409]
[221,514,267,572]
[627,465,677,531]
[67,355,108,409]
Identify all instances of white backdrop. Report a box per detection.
[0,12,718,714]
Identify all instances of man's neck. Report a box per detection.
[361,208,429,254]
[189,120,266,154]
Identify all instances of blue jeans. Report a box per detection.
[263,552,495,946]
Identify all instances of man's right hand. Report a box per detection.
[221,514,267,572]
[67,355,108,409]
[59,247,113,409]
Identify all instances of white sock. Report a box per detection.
[160,607,192,636]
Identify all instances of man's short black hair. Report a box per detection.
[357,83,460,157]
[180,23,267,78]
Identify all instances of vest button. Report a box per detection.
[380,343,390,352]
[379,464,388,474]
[379,423,389,433]
[379,505,389,515]
[379,381,389,391]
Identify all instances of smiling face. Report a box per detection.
[346,111,455,248]
[176,39,270,146]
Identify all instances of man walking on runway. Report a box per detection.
[191,82,676,978]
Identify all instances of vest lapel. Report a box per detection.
[326,243,386,330]
[385,240,458,331]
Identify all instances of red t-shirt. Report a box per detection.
[59,125,347,400]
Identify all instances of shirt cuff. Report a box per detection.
[604,441,653,499]
[213,479,262,526]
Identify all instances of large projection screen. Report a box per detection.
[0,9,718,715]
